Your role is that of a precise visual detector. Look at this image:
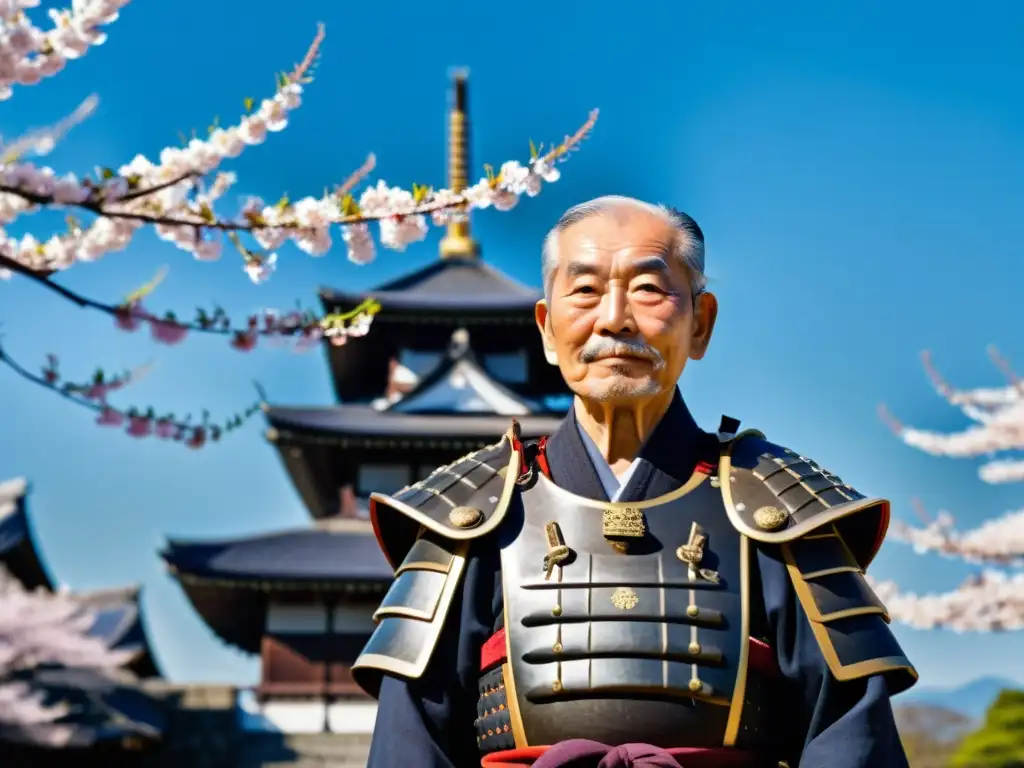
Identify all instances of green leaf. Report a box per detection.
[529,138,538,160]
[338,193,360,217]
[243,96,254,113]
[412,183,430,204]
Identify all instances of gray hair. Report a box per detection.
[541,195,707,303]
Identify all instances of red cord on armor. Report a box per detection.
[535,437,551,478]
[481,628,507,671]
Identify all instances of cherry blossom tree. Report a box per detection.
[0,565,135,746]
[0,0,598,448]
[875,347,1024,631]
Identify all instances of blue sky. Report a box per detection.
[2,0,1023,689]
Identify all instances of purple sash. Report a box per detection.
[531,740,760,768]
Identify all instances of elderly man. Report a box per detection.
[354,196,916,768]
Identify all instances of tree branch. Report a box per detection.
[0,255,380,351]
[0,344,260,449]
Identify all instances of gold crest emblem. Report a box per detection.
[610,587,639,611]
[602,507,646,539]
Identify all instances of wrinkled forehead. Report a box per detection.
[552,210,683,278]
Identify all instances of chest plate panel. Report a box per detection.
[499,471,750,748]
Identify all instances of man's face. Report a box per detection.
[535,207,717,404]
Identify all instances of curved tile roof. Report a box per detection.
[74,586,163,680]
[320,257,540,313]
[161,523,393,584]
[0,477,55,591]
[161,523,392,653]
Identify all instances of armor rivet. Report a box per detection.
[449,506,483,528]
[552,642,563,653]
[753,505,789,531]
[688,679,703,693]
[688,641,701,655]
[551,605,562,617]
[610,587,639,611]
[552,680,563,693]
[686,605,699,618]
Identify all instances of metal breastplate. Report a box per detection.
[499,470,751,749]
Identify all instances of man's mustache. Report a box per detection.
[579,336,665,369]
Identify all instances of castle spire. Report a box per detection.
[438,69,480,260]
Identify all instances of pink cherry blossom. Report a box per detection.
[149,317,188,345]
[0,565,136,741]
[113,304,146,332]
[125,413,153,438]
[95,407,124,427]
[230,330,258,352]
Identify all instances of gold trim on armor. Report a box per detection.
[394,560,452,576]
[782,542,919,684]
[502,587,529,748]
[719,438,752,748]
[351,543,469,680]
[718,448,889,562]
[798,565,862,580]
[369,428,521,541]
[534,465,709,510]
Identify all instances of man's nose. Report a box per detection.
[594,286,637,337]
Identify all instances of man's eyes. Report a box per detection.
[568,283,665,296]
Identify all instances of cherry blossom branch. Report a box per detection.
[920,348,1024,411]
[878,401,1024,458]
[0,104,597,278]
[3,5,600,279]
[0,344,260,448]
[888,498,1024,567]
[0,255,381,351]
[867,571,1024,632]
[0,0,129,102]
[0,93,99,164]
[879,348,1024,461]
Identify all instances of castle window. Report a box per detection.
[357,464,411,496]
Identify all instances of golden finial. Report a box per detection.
[439,69,480,260]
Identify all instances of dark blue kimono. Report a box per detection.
[366,395,910,768]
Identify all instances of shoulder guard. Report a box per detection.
[351,531,468,698]
[719,431,890,569]
[782,529,918,693]
[369,424,522,570]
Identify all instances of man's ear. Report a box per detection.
[535,300,559,366]
[688,292,718,361]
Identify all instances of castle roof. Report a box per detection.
[320,257,540,315]
[161,521,392,653]
[0,477,55,591]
